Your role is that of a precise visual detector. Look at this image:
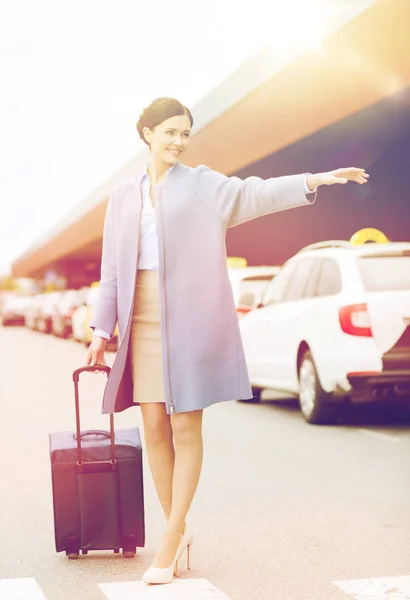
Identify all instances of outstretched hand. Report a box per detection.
[317,167,369,186]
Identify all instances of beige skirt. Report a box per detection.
[130,269,166,404]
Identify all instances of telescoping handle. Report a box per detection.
[72,365,114,466]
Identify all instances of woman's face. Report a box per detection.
[143,114,192,166]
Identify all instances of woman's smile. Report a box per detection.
[167,148,182,157]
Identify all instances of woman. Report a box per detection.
[86,97,369,584]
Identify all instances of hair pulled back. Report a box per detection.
[136,97,193,147]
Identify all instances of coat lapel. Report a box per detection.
[115,176,144,319]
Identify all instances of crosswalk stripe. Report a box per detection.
[333,575,410,599]
[0,578,48,600]
[98,577,231,599]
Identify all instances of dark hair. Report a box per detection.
[136,97,194,146]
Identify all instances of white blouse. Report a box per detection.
[137,163,176,270]
[94,167,314,340]
[93,164,176,339]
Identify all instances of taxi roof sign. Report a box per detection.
[349,228,389,245]
[227,257,247,268]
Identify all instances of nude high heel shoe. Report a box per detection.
[142,550,180,585]
[176,524,194,570]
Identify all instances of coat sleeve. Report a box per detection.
[194,166,317,229]
[89,188,118,337]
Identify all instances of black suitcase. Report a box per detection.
[49,365,145,559]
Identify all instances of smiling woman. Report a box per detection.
[87,94,368,586]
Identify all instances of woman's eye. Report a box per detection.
[183,132,190,138]
[166,130,174,135]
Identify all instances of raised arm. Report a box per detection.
[194,166,314,229]
[194,166,368,229]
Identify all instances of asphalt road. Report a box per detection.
[1,326,409,600]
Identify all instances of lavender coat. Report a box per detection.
[90,162,316,414]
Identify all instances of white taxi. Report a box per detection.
[238,230,410,424]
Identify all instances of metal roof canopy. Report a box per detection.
[12,0,410,278]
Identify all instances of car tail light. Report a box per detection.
[347,371,381,376]
[339,303,373,337]
[237,306,252,318]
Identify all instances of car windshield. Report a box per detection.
[357,254,410,292]
[238,275,275,305]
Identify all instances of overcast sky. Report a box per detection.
[0,0,374,276]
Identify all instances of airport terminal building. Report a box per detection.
[12,0,410,290]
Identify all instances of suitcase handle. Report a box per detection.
[73,430,111,441]
[73,366,115,465]
[73,365,111,382]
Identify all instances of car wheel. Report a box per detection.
[250,387,262,402]
[298,350,338,425]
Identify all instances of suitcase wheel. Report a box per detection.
[66,552,79,560]
[114,548,120,554]
[81,549,88,555]
[123,548,136,559]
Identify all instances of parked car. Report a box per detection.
[239,240,410,424]
[37,291,64,334]
[72,284,118,349]
[228,266,281,318]
[51,289,88,338]
[24,294,44,330]
[71,286,97,343]
[0,294,26,326]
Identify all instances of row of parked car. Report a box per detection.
[0,283,118,349]
[0,265,279,349]
[2,235,409,425]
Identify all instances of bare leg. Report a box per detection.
[150,409,203,568]
[140,403,175,521]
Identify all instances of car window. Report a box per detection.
[262,262,295,305]
[282,258,318,302]
[303,258,323,298]
[357,255,410,291]
[315,258,342,296]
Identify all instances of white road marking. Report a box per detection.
[0,578,48,600]
[333,575,410,599]
[99,577,231,599]
[356,429,399,443]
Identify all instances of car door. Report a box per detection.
[263,257,320,386]
[240,261,295,381]
[305,257,343,383]
[247,260,301,385]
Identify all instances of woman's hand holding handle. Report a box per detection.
[86,336,108,374]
